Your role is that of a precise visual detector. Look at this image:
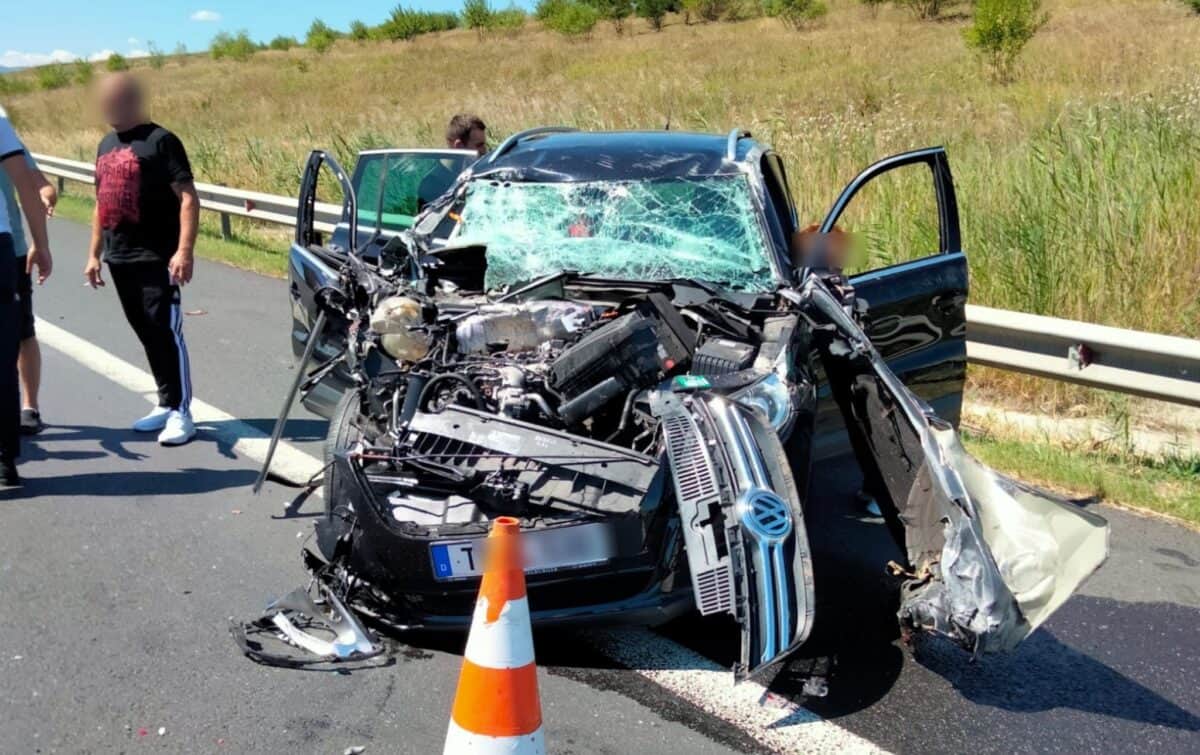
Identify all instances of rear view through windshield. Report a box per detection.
[453,176,777,291]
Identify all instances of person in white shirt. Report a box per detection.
[0,106,53,487]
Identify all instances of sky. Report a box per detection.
[0,0,477,69]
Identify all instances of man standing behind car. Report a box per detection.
[0,106,54,486]
[84,74,199,446]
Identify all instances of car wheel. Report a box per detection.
[317,389,361,558]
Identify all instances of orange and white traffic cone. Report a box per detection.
[444,516,545,755]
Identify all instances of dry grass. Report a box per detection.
[4,0,1200,343]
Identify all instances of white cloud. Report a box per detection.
[1,49,77,68]
[128,49,150,58]
[88,49,117,62]
[128,37,140,46]
[189,10,221,22]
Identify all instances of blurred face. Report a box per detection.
[98,76,143,129]
[455,127,487,157]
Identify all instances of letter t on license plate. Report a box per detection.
[430,541,481,580]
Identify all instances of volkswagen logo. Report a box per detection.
[739,488,793,541]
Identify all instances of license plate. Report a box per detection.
[429,522,617,581]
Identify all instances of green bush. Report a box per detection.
[36,63,71,90]
[0,75,32,96]
[268,35,298,51]
[585,0,633,32]
[211,31,258,61]
[462,0,494,35]
[147,42,166,70]
[349,20,372,41]
[306,19,340,53]
[72,59,94,85]
[493,5,528,31]
[1182,0,1200,11]
[379,7,460,40]
[635,0,671,29]
[964,0,1047,82]
[545,0,601,37]
[762,0,826,28]
[536,0,571,21]
[681,0,728,22]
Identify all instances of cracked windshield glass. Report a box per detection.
[452,176,777,291]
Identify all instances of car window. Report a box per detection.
[824,164,942,273]
[353,152,472,235]
[452,175,778,291]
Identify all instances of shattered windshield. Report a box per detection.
[452,176,777,291]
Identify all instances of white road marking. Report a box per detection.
[37,318,324,487]
[36,315,888,755]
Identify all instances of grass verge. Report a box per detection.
[52,194,289,279]
[962,430,1200,528]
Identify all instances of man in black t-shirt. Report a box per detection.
[84,74,199,446]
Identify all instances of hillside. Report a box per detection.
[4,0,1200,341]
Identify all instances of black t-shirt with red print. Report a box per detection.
[95,122,193,265]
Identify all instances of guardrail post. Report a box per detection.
[220,212,232,241]
[57,175,65,195]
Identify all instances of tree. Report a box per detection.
[72,58,94,85]
[349,20,372,41]
[635,0,671,29]
[105,52,129,71]
[964,0,1047,82]
[492,5,528,32]
[306,19,340,53]
[211,31,258,61]
[147,41,166,69]
[586,0,633,33]
[536,0,570,21]
[36,63,71,90]
[268,35,298,50]
[763,0,826,29]
[461,0,494,37]
[681,0,728,23]
[544,0,601,37]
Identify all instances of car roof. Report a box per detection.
[473,130,763,183]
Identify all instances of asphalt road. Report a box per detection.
[1,216,1197,753]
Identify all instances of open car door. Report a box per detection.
[797,147,1109,653]
[810,147,968,459]
[288,150,358,416]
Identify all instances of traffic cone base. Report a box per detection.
[445,719,546,754]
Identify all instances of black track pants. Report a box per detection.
[0,235,19,462]
[109,261,192,413]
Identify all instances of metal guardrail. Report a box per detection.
[33,154,1200,408]
[33,153,342,235]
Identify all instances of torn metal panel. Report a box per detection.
[804,275,1108,653]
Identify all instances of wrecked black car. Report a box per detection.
[269,129,1108,678]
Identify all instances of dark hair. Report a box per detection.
[446,113,486,145]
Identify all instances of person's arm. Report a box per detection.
[23,153,56,216]
[169,180,198,285]
[0,127,53,283]
[161,131,197,285]
[84,200,104,288]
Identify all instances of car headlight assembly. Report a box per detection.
[732,372,797,439]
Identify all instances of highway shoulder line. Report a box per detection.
[35,314,889,755]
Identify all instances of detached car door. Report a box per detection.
[811,147,969,459]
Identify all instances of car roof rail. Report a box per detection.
[725,128,752,161]
[487,126,580,164]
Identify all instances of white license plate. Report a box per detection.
[429,522,617,581]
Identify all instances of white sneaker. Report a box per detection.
[133,406,173,433]
[158,410,196,446]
